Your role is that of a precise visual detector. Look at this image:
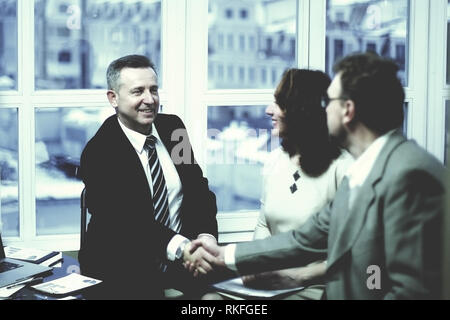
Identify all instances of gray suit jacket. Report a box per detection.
[235,131,446,299]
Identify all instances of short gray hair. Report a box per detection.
[106,55,157,91]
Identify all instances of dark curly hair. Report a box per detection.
[274,69,341,177]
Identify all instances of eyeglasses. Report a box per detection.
[321,96,347,108]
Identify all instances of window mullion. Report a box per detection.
[163,0,187,117]
[407,0,429,149]
[185,0,208,168]
[18,0,37,243]
[426,0,448,162]
[297,0,310,68]
[308,0,326,70]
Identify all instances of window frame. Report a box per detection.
[427,0,449,163]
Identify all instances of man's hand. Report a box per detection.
[182,242,216,277]
[183,237,226,277]
[242,269,301,290]
[242,261,327,290]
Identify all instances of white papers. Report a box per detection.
[39,252,63,267]
[0,276,42,298]
[4,246,57,263]
[212,277,304,299]
[31,273,102,295]
[0,283,26,299]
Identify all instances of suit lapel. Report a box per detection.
[154,115,175,155]
[107,115,153,199]
[327,131,407,268]
[154,115,187,184]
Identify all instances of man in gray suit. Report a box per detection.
[186,52,447,299]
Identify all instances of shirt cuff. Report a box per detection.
[197,233,217,242]
[224,244,238,272]
[167,234,189,261]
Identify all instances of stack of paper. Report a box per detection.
[32,273,102,295]
[4,246,63,267]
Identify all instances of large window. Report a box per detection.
[0,0,17,90]
[208,0,296,89]
[34,0,162,89]
[326,0,409,85]
[0,0,447,249]
[205,0,296,216]
[35,107,113,235]
[207,105,277,212]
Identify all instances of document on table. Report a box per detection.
[0,283,27,299]
[4,246,59,264]
[31,273,102,295]
[212,277,304,299]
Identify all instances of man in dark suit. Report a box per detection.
[188,52,447,299]
[78,55,218,299]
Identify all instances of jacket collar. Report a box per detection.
[327,130,407,268]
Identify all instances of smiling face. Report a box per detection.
[326,72,346,141]
[107,67,159,135]
[265,101,286,137]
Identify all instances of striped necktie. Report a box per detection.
[145,135,171,228]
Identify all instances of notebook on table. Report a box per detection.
[0,234,53,288]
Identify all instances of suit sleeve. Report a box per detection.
[382,169,444,300]
[253,207,271,240]
[234,201,330,276]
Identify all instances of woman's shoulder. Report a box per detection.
[262,147,289,175]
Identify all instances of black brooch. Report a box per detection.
[290,170,301,194]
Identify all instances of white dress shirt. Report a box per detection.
[224,130,396,271]
[118,118,187,261]
[345,130,395,210]
[345,130,395,189]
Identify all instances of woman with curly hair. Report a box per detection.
[242,69,353,300]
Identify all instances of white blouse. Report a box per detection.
[254,147,353,240]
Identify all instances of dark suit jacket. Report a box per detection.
[234,131,446,299]
[78,114,217,299]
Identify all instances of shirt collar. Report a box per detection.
[117,117,162,154]
[346,130,396,189]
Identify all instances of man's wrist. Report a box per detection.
[176,239,190,261]
[224,244,237,271]
[197,233,217,242]
[167,234,190,261]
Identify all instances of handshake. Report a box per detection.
[181,236,229,278]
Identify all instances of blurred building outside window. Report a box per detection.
[326,0,409,85]
[34,0,162,90]
[0,0,17,90]
[207,105,278,212]
[35,107,114,235]
[208,0,297,90]
[0,108,19,236]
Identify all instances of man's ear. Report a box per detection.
[107,90,118,108]
[342,100,356,125]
